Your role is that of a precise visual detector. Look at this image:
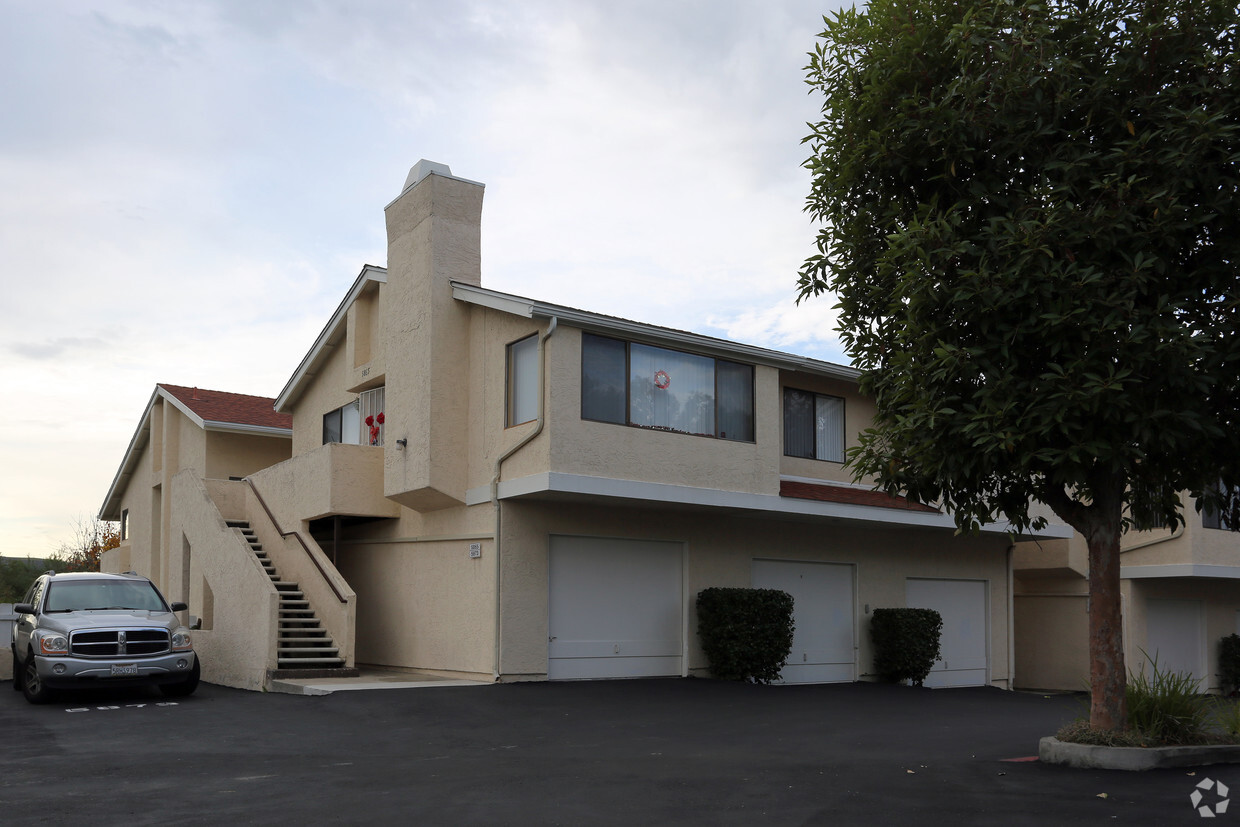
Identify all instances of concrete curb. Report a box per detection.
[1040,736,1240,771]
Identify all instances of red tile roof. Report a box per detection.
[158,384,291,430]
[780,480,940,513]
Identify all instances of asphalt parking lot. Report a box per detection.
[0,676,1230,825]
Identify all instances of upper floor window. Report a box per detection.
[1203,481,1240,531]
[120,509,129,541]
[581,333,754,441]
[783,388,845,463]
[507,334,539,426]
[323,387,386,446]
[323,400,361,445]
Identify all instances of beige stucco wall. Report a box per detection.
[383,171,483,511]
[169,472,280,691]
[290,333,364,459]
[778,372,875,486]
[496,499,1013,686]
[1014,594,1090,691]
[545,327,780,496]
[204,431,291,482]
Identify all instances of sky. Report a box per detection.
[0,0,850,560]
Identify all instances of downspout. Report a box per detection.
[490,316,558,681]
[1007,542,1015,691]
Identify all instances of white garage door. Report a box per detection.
[1146,598,1205,685]
[752,560,855,684]
[548,536,684,680]
[906,578,989,688]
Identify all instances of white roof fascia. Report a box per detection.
[451,282,861,381]
[1121,564,1240,580]
[99,386,293,520]
[202,421,292,438]
[464,471,1074,539]
[99,387,162,520]
[275,265,388,412]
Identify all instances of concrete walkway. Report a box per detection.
[269,666,490,695]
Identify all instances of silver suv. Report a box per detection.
[10,571,199,704]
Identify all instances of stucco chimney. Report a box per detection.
[381,161,484,511]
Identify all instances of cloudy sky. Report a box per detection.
[0,0,849,560]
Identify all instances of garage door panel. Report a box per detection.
[549,638,683,659]
[549,655,684,681]
[752,560,855,685]
[906,578,989,688]
[1146,599,1204,684]
[548,537,684,680]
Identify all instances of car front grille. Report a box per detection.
[69,629,171,658]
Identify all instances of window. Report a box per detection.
[322,399,361,445]
[1203,481,1240,531]
[580,333,754,441]
[359,386,385,446]
[783,388,845,463]
[120,509,129,541]
[507,335,539,426]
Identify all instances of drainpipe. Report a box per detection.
[1007,542,1015,690]
[490,316,557,681]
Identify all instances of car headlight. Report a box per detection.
[38,634,68,655]
[171,630,193,651]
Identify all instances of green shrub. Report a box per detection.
[1220,634,1240,695]
[1213,698,1240,738]
[696,587,794,684]
[1126,651,1210,745]
[870,608,942,686]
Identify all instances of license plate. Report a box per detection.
[111,664,139,677]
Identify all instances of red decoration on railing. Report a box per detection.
[366,412,384,445]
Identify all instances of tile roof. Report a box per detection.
[158,384,291,430]
[780,480,940,513]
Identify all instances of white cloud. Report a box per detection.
[0,0,847,558]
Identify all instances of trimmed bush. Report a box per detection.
[1220,634,1240,696]
[696,587,794,684]
[870,608,942,686]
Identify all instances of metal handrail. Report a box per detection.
[243,478,348,604]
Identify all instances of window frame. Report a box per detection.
[1203,481,1240,531]
[322,399,362,446]
[579,332,755,443]
[506,334,539,428]
[120,509,129,541]
[782,386,847,463]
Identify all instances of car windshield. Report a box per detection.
[43,580,167,612]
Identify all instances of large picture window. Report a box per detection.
[581,333,754,442]
[783,387,845,463]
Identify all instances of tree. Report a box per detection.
[801,0,1240,731]
[52,515,120,573]
[0,557,51,603]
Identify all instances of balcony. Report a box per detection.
[250,442,400,523]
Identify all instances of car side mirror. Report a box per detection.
[169,602,188,612]
[14,603,34,615]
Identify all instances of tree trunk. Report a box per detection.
[1045,473,1127,732]
[1085,525,1127,731]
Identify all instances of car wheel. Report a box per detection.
[159,656,200,698]
[21,652,55,705]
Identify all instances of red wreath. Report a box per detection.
[654,370,670,390]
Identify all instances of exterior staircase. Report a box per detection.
[227,520,353,675]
